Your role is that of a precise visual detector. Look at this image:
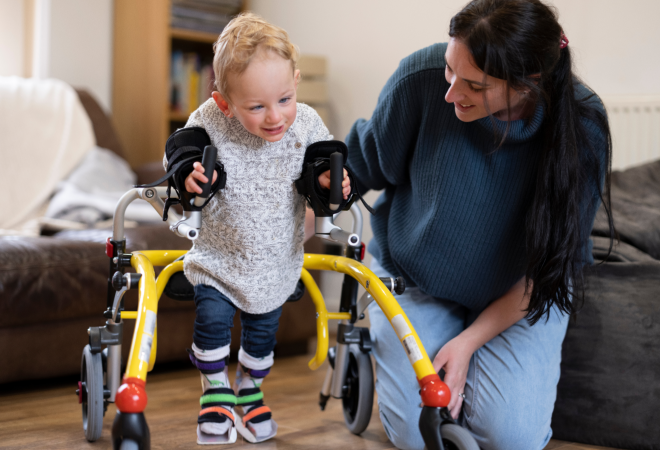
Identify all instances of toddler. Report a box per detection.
[168,13,350,444]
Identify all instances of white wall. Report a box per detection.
[48,0,114,112]
[252,0,660,141]
[0,0,25,77]
[0,0,114,111]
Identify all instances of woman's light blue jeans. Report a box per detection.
[368,258,569,450]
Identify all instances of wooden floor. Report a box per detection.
[0,353,620,450]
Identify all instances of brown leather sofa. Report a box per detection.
[0,90,319,384]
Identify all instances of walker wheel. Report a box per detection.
[112,411,151,450]
[81,344,104,441]
[341,344,374,435]
[119,438,139,450]
[423,423,480,450]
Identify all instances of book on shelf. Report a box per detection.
[170,50,215,117]
[171,16,230,35]
[172,0,242,15]
[171,0,242,34]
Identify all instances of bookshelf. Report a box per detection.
[111,0,233,168]
[170,28,218,44]
[112,1,329,168]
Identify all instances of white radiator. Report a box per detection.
[602,96,660,171]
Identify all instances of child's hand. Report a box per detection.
[185,161,218,194]
[318,169,351,200]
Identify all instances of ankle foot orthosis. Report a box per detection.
[189,350,236,427]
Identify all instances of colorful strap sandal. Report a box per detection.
[196,385,238,444]
[234,387,278,443]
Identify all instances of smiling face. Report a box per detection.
[212,48,300,142]
[444,38,530,122]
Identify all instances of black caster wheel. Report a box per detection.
[112,411,150,450]
[422,420,480,450]
[81,344,104,441]
[119,438,139,450]
[342,344,374,435]
[439,423,480,450]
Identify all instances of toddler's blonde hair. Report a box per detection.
[212,12,299,99]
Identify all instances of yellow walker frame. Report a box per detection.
[79,174,476,449]
[120,250,436,385]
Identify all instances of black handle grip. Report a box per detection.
[198,145,217,199]
[329,152,343,208]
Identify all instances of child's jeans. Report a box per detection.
[368,258,569,450]
[193,284,282,358]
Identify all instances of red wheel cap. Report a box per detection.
[419,374,450,408]
[115,377,148,413]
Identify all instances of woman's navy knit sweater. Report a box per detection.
[346,43,607,311]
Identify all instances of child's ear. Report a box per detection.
[212,91,233,118]
[294,69,301,90]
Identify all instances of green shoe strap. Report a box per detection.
[200,390,237,407]
[236,390,264,405]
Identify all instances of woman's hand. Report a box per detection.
[433,335,475,420]
[318,169,351,199]
[185,161,218,194]
[432,277,530,421]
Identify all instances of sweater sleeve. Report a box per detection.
[163,103,210,169]
[345,67,425,192]
[162,107,205,169]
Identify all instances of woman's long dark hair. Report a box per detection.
[450,0,615,324]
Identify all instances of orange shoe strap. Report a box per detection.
[199,406,235,423]
[243,405,271,425]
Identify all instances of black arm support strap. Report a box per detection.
[294,140,375,216]
[137,127,227,221]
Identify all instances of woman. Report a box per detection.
[345,0,614,449]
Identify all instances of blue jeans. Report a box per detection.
[368,258,569,450]
[193,284,282,357]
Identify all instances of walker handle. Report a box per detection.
[199,145,217,198]
[329,152,343,210]
[193,145,217,207]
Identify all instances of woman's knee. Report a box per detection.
[377,398,425,450]
[466,403,551,450]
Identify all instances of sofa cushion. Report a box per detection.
[0,236,108,328]
[1,78,95,230]
[0,225,192,328]
[551,241,660,449]
[591,236,656,263]
[592,160,660,259]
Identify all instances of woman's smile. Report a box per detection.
[455,102,475,113]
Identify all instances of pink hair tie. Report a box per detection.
[560,33,569,49]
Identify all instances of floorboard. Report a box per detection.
[0,354,620,450]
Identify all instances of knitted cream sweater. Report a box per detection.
[167,99,331,313]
